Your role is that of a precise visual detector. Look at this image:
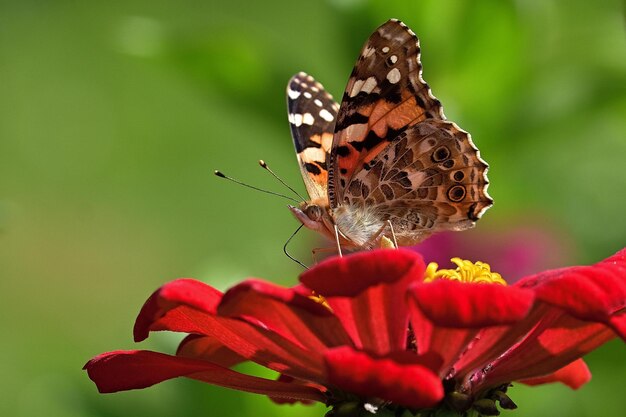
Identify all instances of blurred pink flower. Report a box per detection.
[412,223,574,283]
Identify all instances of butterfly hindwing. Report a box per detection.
[328,19,445,208]
[343,120,492,245]
[287,72,339,201]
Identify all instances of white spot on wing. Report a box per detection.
[290,113,303,127]
[319,109,334,122]
[361,76,377,94]
[349,79,365,97]
[382,46,390,53]
[304,92,312,99]
[314,99,323,107]
[390,55,398,64]
[301,147,326,163]
[386,68,401,84]
[287,88,300,99]
[302,113,315,125]
[362,46,376,57]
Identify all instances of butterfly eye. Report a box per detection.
[305,205,323,221]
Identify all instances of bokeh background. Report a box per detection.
[1,0,625,416]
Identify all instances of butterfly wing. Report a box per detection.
[328,19,445,207]
[287,72,339,201]
[343,120,492,245]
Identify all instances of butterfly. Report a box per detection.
[287,19,492,250]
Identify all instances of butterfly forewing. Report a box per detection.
[328,19,445,208]
[287,72,339,201]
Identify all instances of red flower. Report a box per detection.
[84,249,626,416]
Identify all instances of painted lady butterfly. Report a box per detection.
[287,19,492,250]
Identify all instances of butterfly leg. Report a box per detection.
[387,220,398,248]
[333,224,343,257]
[312,246,339,264]
[358,221,397,250]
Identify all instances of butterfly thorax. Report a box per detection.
[332,204,385,249]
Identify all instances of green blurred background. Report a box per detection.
[1,0,624,416]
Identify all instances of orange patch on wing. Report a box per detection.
[337,147,360,174]
[370,101,396,137]
[308,133,333,154]
[362,142,390,165]
[390,96,426,127]
[309,167,328,184]
[371,97,425,137]
[335,93,428,186]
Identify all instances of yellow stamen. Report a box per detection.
[380,235,396,249]
[424,258,506,285]
[308,292,332,310]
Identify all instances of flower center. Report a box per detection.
[424,258,506,285]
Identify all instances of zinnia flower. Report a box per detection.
[84,248,626,416]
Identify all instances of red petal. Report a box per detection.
[132,279,327,380]
[83,350,326,403]
[177,334,245,368]
[451,306,554,381]
[269,374,326,405]
[473,311,615,391]
[448,248,626,383]
[300,250,425,354]
[134,279,223,342]
[407,297,479,376]
[610,314,626,339]
[324,347,443,409]
[519,358,591,389]
[517,248,626,339]
[153,305,326,380]
[301,249,425,296]
[217,279,352,350]
[409,280,534,328]
[408,281,533,377]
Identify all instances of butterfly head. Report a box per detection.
[288,201,334,235]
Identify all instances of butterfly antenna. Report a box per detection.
[214,170,300,203]
[284,224,308,269]
[259,160,307,202]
